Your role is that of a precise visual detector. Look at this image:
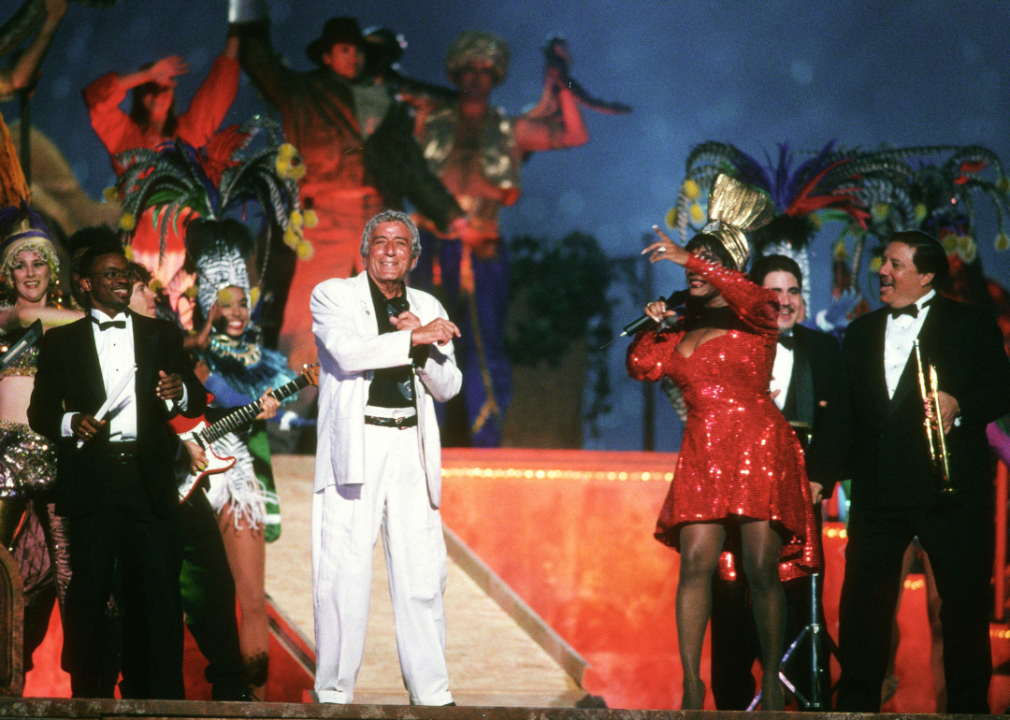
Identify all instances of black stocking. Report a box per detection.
[740,520,786,710]
[676,522,727,709]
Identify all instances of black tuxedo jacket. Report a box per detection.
[28,311,207,518]
[782,324,851,499]
[842,295,1010,509]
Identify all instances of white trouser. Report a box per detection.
[312,423,451,705]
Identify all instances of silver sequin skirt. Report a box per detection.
[0,420,57,498]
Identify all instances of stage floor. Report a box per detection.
[20,449,1010,712]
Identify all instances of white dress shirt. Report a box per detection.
[884,290,935,399]
[770,334,795,411]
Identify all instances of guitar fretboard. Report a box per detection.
[200,374,310,444]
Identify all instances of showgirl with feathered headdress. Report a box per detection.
[628,174,820,711]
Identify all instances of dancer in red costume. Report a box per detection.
[84,36,239,326]
[627,175,820,710]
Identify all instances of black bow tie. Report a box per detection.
[777,335,795,351]
[889,298,932,320]
[92,317,126,331]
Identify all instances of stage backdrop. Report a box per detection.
[4,0,1007,449]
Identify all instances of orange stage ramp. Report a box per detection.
[439,448,1010,713]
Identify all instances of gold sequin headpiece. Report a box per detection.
[699,174,775,270]
[446,31,510,87]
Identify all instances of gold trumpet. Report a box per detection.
[913,341,954,495]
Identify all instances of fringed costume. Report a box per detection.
[201,332,294,538]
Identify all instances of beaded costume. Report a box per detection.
[627,254,820,579]
[0,324,38,377]
[0,330,69,669]
[0,419,57,496]
[0,325,58,495]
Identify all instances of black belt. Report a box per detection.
[364,414,418,429]
[104,441,138,458]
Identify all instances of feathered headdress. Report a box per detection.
[896,147,1009,262]
[671,141,918,251]
[698,174,775,270]
[0,110,58,287]
[670,140,923,313]
[114,116,316,317]
[114,115,316,264]
[670,140,1010,329]
[183,217,253,318]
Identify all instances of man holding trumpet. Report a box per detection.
[835,230,1010,713]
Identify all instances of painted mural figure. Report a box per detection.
[415,32,628,447]
[228,2,463,374]
[0,0,67,102]
[84,36,240,326]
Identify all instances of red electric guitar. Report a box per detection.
[177,364,319,502]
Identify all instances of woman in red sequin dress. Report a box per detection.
[627,177,819,710]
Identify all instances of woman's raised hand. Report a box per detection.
[149,56,189,86]
[642,225,690,266]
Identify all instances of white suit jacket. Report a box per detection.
[311,272,462,507]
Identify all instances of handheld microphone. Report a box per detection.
[620,289,689,336]
[387,296,410,317]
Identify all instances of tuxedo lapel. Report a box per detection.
[864,311,890,415]
[131,312,156,407]
[791,332,815,426]
[78,319,107,405]
[913,297,945,368]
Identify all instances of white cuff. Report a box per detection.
[165,383,190,412]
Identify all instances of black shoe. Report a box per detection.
[212,683,256,702]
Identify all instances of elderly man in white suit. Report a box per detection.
[310,210,462,706]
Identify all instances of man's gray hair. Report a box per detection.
[360,210,421,259]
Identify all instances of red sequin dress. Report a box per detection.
[627,255,821,579]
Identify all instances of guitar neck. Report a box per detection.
[201,374,309,444]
